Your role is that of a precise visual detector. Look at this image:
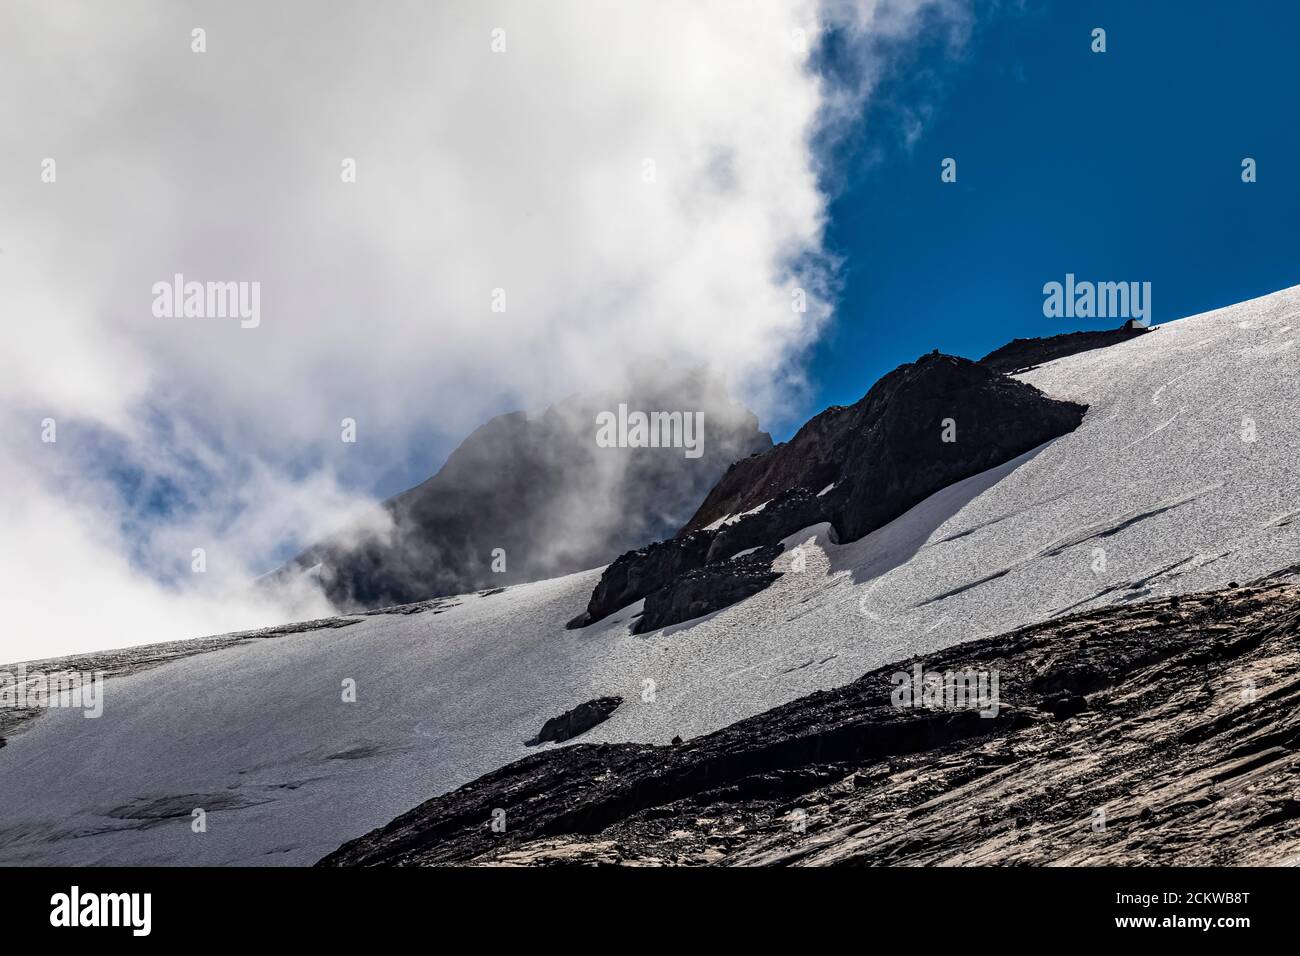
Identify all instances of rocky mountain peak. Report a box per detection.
[270,369,772,611]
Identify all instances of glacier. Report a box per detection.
[0,285,1297,866]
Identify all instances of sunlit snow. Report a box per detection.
[1,286,1297,865]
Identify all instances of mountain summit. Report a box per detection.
[269,368,771,611]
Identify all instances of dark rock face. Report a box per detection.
[680,403,857,535]
[569,489,828,630]
[526,697,623,747]
[830,353,1086,542]
[977,322,1150,375]
[319,570,1300,867]
[705,488,831,563]
[682,353,1085,540]
[566,531,715,629]
[572,353,1085,631]
[633,545,783,634]
[1044,695,1088,721]
[269,369,771,612]
[568,488,833,629]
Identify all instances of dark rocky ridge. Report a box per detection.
[977,321,1151,375]
[571,353,1085,631]
[705,488,830,563]
[320,569,1300,867]
[678,403,855,536]
[566,532,714,629]
[633,545,782,635]
[830,352,1086,542]
[268,369,771,611]
[526,697,623,747]
[566,489,829,629]
[682,351,1086,538]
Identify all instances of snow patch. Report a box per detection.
[702,499,770,531]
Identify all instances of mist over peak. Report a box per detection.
[273,366,772,611]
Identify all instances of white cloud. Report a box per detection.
[0,0,967,659]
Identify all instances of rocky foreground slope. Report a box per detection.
[322,567,1300,866]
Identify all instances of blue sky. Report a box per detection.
[805,0,1300,419]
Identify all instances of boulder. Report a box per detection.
[525,697,624,746]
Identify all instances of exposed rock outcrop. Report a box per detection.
[566,531,715,629]
[320,569,1300,867]
[268,368,771,611]
[681,352,1085,539]
[526,697,623,746]
[977,321,1151,375]
[567,489,832,629]
[679,405,857,536]
[829,352,1086,541]
[705,488,831,562]
[573,353,1086,631]
[633,545,783,634]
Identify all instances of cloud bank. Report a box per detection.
[0,0,967,659]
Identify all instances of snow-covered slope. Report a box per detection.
[2,286,1298,865]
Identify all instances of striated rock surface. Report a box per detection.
[320,568,1300,867]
